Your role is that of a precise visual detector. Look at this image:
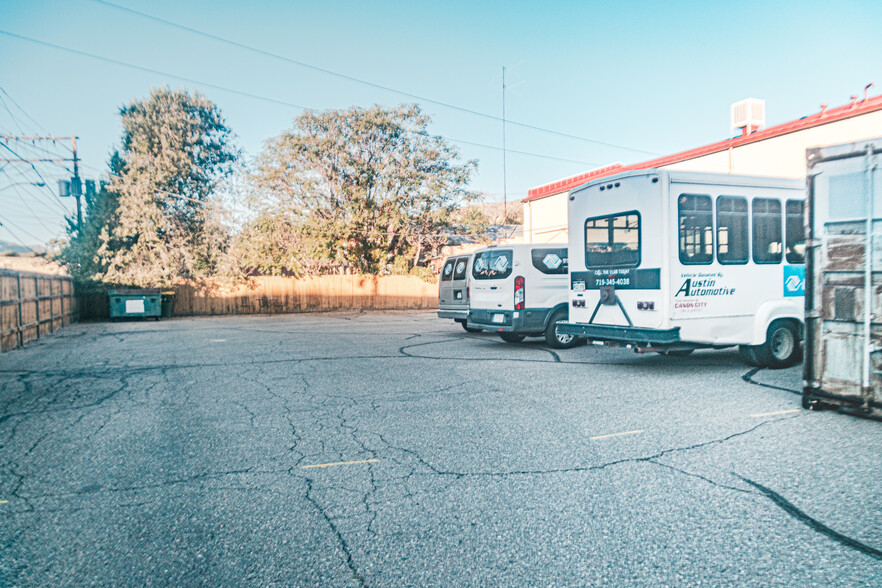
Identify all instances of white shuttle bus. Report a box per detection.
[557,169,806,367]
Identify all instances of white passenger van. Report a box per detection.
[437,254,480,332]
[467,243,582,348]
[557,169,806,367]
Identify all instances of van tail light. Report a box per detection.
[514,275,525,310]
[467,283,470,300]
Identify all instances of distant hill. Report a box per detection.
[0,239,39,255]
[458,200,523,225]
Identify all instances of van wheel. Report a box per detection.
[499,333,526,343]
[755,320,801,369]
[545,310,581,349]
[739,345,762,367]
[459,321,481,333]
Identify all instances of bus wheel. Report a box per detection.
[459,321,481,333]
[499,333,526,343]
[738,345,762,367]
[756,320,801,369]
[545,311,581,349]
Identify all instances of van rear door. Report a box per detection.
[470,249,514,310]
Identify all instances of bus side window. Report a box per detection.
[678,194,713,264]
[717,196,749,264]
[753,198,783,264]
[785,200,806,264]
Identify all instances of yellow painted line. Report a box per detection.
[590,429,644,441]
[750,409,800,418]
[0,500,8,504]
[210,339,227,343]
[300,459,379,470]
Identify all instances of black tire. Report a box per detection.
[459,320,481,333]
[544,310,581,349]
[499,332,526,343]
[739,345,762,367]
[754,320,801,369]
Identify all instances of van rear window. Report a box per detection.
[453,257,468,280]
[441,259,455,281]
[472,250,513,280]
[584,212,640,268]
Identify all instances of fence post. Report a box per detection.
[34,275,40,340]
[49,278,54,333]
[16,273,23,349]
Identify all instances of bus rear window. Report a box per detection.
[679,194,713,264]
[584,212,640,268]
[472,250,513,280]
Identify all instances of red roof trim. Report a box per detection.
[524,95,882,203]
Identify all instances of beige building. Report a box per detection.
[523,93,882,243]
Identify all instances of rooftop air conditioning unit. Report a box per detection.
[731,98,765,137]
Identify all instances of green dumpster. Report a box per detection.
[109,289,162,320]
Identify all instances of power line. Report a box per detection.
[87,0,657,156]
[0,86,52,136]
[0,29,601,167]
[0,214,42,250]
[0,158,70,215]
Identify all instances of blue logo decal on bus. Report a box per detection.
[784,265,805,297]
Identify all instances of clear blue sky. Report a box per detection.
[1,0,880,246]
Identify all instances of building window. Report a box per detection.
[584,212,640,268]
[753,198,783,264]
[785,200,805,264]
[716,196,749,264]
[678,194,713,264]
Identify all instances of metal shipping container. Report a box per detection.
[803,138,882,418]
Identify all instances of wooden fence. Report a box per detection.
[174,275,438,315]
[0,269,78,353]
[78,275,439,319]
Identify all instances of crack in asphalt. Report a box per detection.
[741,367,802,396]
[738,475,882,561]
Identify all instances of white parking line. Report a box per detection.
[300,459,379,469]
[750,409,800,418]
[590,429,644,441]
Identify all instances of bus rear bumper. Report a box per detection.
[558,322,681,345]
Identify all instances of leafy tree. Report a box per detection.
[252,104,477,274]
[60,87,238,286]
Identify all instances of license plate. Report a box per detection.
[492,313,505,324]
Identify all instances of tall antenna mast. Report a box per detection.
[502,65,507,239]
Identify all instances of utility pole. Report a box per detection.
[0,135,84,232]
[72,136,82,230]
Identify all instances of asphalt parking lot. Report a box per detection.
[1,311,880,586]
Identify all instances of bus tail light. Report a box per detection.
[514,275,525,310]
